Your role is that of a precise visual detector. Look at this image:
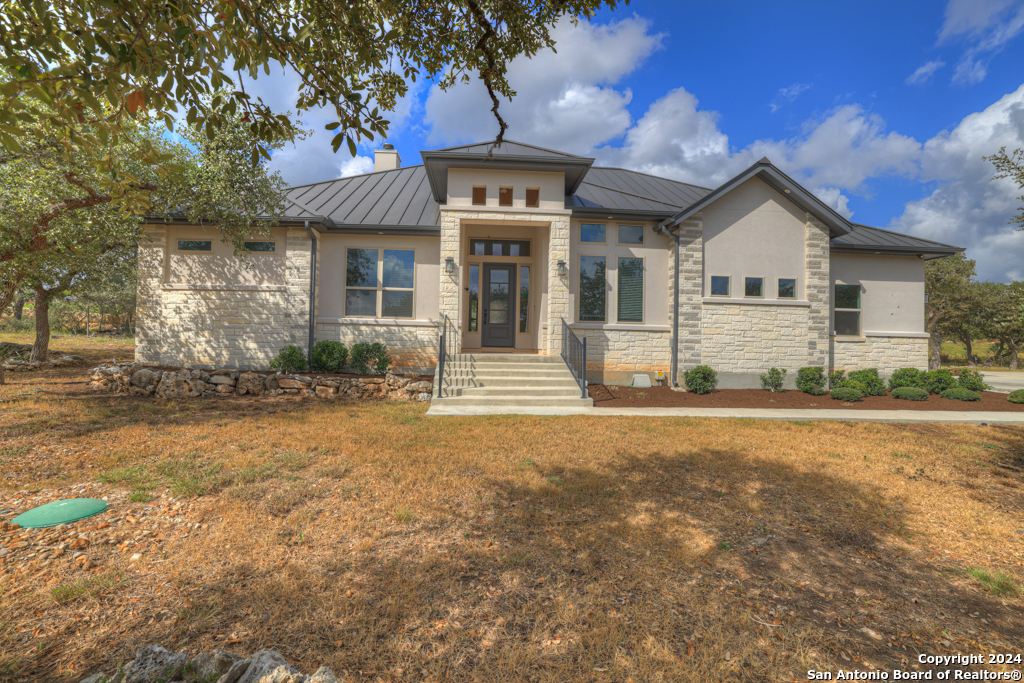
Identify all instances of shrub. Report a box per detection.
[847,369,886,396]
[892,386,929,401]
[831,387,864,402]
[922,369,957,394]
[684,365,718,394]
[349,342,391,375]
[310,340,348,374]
[1009,389,1024,404]
[940,387,981,402]
[269,345,307,373]
[888,368,924,392]
[828,370,846,389]
[795,367,827,395]
[956,369,990,392]
[759,367,785,392]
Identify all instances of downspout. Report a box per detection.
[657,221,680,388]
[304,221,318,364]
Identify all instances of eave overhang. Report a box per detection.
[420,150,595,204]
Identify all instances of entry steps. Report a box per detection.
[432,354,593,408]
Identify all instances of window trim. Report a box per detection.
[343,247,416,319]
[743,275,765,299]
[709,275,731,297]
[578,223,608,245]
[577,253,608,323]
[777,277,797,299]
[616,224,645,246]
[616,255,645,324]
[471,185,487,206]
[525,187,540,208]
[498,185,513,207]
[468,238,532,258]
[833,283,862,337]
[174,239,214,253]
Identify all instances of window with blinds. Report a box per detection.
[617,257,644,323]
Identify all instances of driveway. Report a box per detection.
[981,370,1024,393]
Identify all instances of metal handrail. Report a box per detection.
[435,313,458,398]
[560,318,588,399]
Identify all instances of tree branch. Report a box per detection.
[465,0,508,144]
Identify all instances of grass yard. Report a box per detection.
[0,338,1023,682]
[941,340,1023,370]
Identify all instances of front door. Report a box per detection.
[482,264,516,347]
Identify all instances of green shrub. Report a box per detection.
[888,367,924,392]
[310,340,348,374]
[940,387,981,402]
[831,387,864,402]
[349,342,391,375]
[0,316,33,333]
[1009,389,1024,404]
[922,369,957,394]
[795,367,827,395]
[956,369,990,392]
[684,365,718,394]
[269,345,307,373]
[892,386,929,401]
[759,367,786,392]
[828,370,846,389]
[847,369,886,396]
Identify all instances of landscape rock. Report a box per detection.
[155,370,191,399]
[209,375,237,386]
[124,644,188,683]
[233,651,299,683]
[405,381,431,393]
[130,368,162,392]
[236,372,265,396]
[308,667,340,683]
[277,378,308,390]
[189,649,244,680]
[315,386,337,399]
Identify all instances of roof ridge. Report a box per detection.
[284,164,424,191]
[426,139,589,158]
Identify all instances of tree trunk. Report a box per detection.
[961,335,974,366]
[30,286,51,363]
[1010,341,1020,371]
[13,291,24,320]
[928,333,942,370]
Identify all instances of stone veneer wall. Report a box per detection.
[805,216,831,368]
[315,322,438,370]
[831,336,929,375]
[674,216,704,370]
[135,226,312,370]
[700,304,811,372]
[575,329,672,378]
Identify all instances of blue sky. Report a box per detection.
[253,0,1024,282]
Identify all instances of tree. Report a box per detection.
[924,253,976,370]
[985,147,1024,232]
[976,281,1024,370]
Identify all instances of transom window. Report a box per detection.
[580,224,606,244]
[834,284,861,336]
[243,241,275,252]
[778,278,797,298]
[618,225,644,245]
[469,239,531,257]
[178,240,212,252]
[744,277,764,298]
[345,248,415,318]
[710,275,730,297]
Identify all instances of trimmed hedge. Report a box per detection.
[888,367,923,392]
[892,386,929,401]
[269,345,307,373]
[831,387,864,402]
[956,369,990,392]
[940,387,981,402]
[796,367,827,395]
[759,367,786,392]
[1009,389,1024,404]
[310,340,348,374]
[848,369,886,396]
[923,369,957,394]
[349,342,391,375]
[684,365,718,394]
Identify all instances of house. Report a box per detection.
[136,140,963,401]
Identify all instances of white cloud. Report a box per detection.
[339,155,374,177]
[906,60,946,84]
[939,0,1024,84]
[770,83,811,112]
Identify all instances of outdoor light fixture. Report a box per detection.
[557,259,567,277]
[445,257,455,274]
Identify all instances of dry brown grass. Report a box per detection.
[0,343,1022,682]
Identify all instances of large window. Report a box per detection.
[520,266,530,333]
[580,224,606,244]
[834,284,861,336]
[617,257,643,323]
[345,248,415,318]
[579,256,607,322]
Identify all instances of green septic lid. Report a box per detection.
[12,498,107,528]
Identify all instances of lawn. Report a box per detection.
[1,338,1023,682]
[941,340,1022,370]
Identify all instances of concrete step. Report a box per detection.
[451,354,562,363]
[446,368,571,379]
[444,362,568,372]
[443,376,581,388]
[449,386,586,398]
[432,395,594,408]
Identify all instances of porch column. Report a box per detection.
[439,210,461,352]
[545,215,571,356]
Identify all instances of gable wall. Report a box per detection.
[446,169,565,211]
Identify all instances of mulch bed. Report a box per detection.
[588,385,1024,411]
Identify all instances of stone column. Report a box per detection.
[675,216,704,374]
[805,216,831,369]
[439,210,461,353]
[285,228,312,350]
[545,215,570,356]
[135,226,166,365]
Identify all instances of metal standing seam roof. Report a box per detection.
[831,223,964,257]
[428,140,591,159]
[571,167,712,214]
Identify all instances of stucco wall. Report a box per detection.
[830,253,925,334]
[446,169,565,211]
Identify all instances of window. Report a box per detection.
[344,248,415,318]
[243,241,276,252]
[710,276,730,297]
[525,188,539,208]
[617,257,643,323]
[519,266,530,333]
[580,223,606,243]
[618,225,644,245]
[178,240,212,252]
[744,277,764,298]
[472,186,486,206]
[499,186,513,206]
[469,239,531,257]
[579,256,607,322]
[778,278,797,299]
[834,284,861,336]
[468,265,479,332]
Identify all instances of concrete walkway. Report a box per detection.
[426,404,1024,424]
[982,371,1024,394]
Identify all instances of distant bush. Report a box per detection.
[892,386,929,401]
[0,317,32,333]
[684,365,718,394]
[1008,390,1024,404]
[310,340,348,374]
[831,387,864,402]
[940,387,981,402]
[759,367,785,392]
[349,342,391,375]
[922,369,957,394]
[847,369,886,396]
[795,367,827,395]
[269,345,307,373]
[888,368,924,392]
[956,369,990,392]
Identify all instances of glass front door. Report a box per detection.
[481,263,516,347]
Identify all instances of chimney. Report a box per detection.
[374,143,401,172]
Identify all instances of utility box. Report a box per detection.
[630,374,653,388]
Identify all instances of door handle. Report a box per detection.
[483,309,489,324]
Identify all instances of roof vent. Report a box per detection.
[374,144,401,172]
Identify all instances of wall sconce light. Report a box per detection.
[557,259,567,277]
[445,257,455,274]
